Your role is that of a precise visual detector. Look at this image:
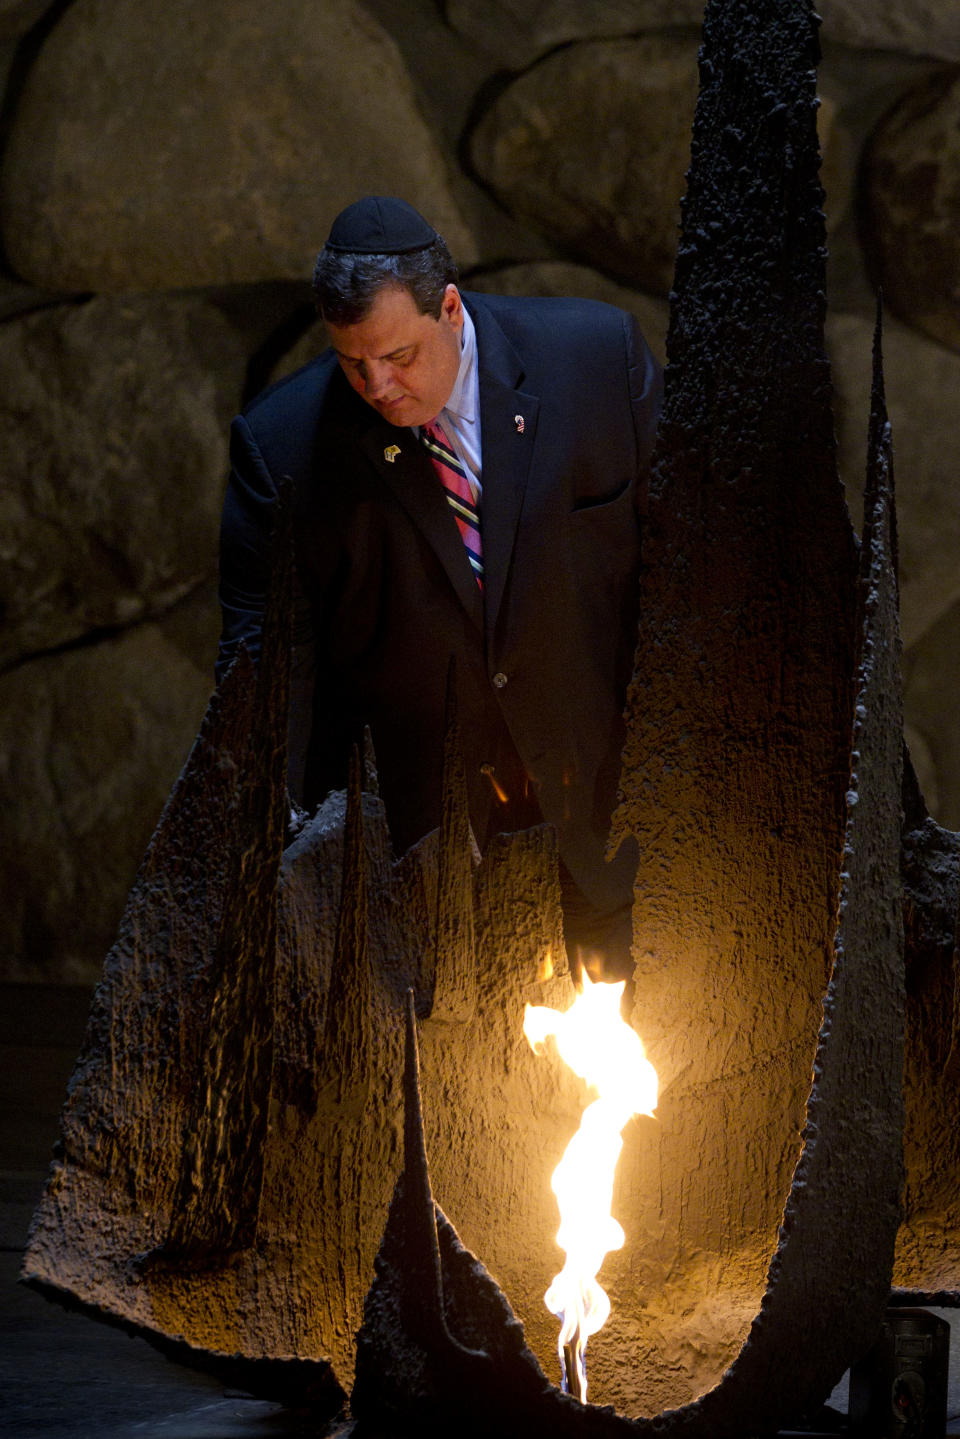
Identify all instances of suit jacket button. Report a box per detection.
[492,671,508,689]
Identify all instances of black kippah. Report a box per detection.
[324,196,439,255]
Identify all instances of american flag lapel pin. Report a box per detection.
[514,414,525,434]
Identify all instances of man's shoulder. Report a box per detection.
[464,288,644,390]
[241,346,340,432]
[230,346,349,485]
[464,289,639,378]
[465,287,631,337]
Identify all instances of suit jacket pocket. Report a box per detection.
[571,474,632,511]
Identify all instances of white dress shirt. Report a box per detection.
[416,304,482,497]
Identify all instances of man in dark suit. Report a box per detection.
[218,197,662,977]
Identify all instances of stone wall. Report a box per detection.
[1,0,957,983]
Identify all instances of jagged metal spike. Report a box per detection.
[362,723,380,796]
[685,276,907,1433]
[888,285,960,1300]
[162,486,294,1261]
[26,642,259,1241]
[396,988,487,1363]
[603,0,868,1416]
[861,295,899,600]
[352,994,567,1437]
[359,0,905,1425]
[373,235,905,1439]
[430,656,478,1022]
[400,987,455,1345]
[321,743,372,1105]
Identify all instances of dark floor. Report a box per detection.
[0,985,341,1439]
[2,983,959,1439]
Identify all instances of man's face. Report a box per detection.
[327,282,464,428]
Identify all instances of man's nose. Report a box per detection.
[363,362,393,398]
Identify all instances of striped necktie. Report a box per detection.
[421,419,483,590]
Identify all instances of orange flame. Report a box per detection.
[524,973,658,1402]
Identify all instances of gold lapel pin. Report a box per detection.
[384,444,401,463]
[514,414,525,434]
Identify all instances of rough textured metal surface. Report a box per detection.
[352,993,567,1436]
[895,756,960,1300]
[19,0,959,1427]
[347,323,906,1439]
[21,505,340,1405]
[599,0,865,1408]
[159,489,292,1265]
[21,555,568,1414]
[698,304,905,1431]
[429,661,478,1024]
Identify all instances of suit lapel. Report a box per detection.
[327,297,540,638]
[352,405,485,629]
[468,297,540,640]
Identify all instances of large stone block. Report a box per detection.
[466,36,850,292]
[822,0,960,63]
[446,0,702,67]
[467,262,669,364]
[904,599,960,830]
[0,294,244,669]
[0,0,476,291]
[861,68,960,351]
[827,310,960,647]
[467,36,700,296]
[446,0,960,68]
[0,0,52,41]
[0,589,219,983]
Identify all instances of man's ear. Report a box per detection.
[442,284,463,327]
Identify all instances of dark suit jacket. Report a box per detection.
[219,291,662,913]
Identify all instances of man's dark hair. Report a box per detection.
[312,235,459,326]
